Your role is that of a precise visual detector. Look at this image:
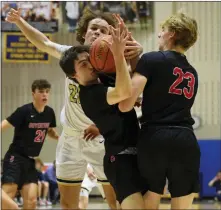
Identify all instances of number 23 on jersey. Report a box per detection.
[169,67,196,99]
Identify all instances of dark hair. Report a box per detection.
[59,45,90,77]
[31,79,51,92]
[76,8,117,44]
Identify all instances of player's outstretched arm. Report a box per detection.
[6,8,62,59]
[1,120,13,132]
[105,14,132,106]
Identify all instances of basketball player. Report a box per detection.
[6,8,143,209]
[1,79,59,209]
[79,164,105,209]
[59,20,146,209]
[118,13,200,209]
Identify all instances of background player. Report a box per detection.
[6,8,143,209]
[119,12,200,209]
[79,164,106,209]
[59,17,146,209]
[1,79,59,209]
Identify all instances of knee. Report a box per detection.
[61,196,78,209]
[26,197,37,208]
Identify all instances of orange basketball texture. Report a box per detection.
[89,35,116,73]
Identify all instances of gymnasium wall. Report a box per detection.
[1,2,220,197]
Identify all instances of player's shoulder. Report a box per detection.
[44,105,55,113]
[141,51,165,62]
[81,83,106,94]
[18,103,33,112]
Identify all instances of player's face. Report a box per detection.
[158,26,175,51]
[84,18,110,45]
[74,52,98,85]
[217,172,221,179]
[32,88,50,105]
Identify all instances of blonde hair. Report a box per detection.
[161,13,198,50]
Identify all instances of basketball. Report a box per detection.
[89,35,116,73]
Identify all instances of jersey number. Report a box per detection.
[69,84,80,104]
[34,130,46,142]
[169,67,195,99]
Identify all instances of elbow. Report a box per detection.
[118,102,133,113]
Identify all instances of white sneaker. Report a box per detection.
[46,200,52,205]
[39,199,46,206]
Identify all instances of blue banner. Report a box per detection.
[3,33,51,63]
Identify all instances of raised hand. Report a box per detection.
[5,8,22,24]
[125,35,143,60]
[104,14,129,56]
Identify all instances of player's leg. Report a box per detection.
[1,152,22,199]
[101,184,118,209]
[171,193,195,209]
[58,184,82,209]
[143,191,161,209]
[104,154,146,209]
[121,192,145,209]
[96,183,106,199]
[21,183,38,209]
[56,131,87,209]
[42,181,50,204]
[168,128,201,209]
[37,181,43,205]
[2,184,18,200]
[79,172,97,209]
[1,189,19,210]
[20,158,39,209]
[79,188,90,209]
[137,127,169,209]
[83,138,118,209]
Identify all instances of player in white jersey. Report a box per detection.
[6,8,143,209]
[79,164,106,209]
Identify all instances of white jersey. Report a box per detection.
[56,44,95,132]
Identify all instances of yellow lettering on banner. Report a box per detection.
[28,43,34,47]
[10,42,27,47]
[10,54,24,58]
[27,49,35,53]
[7,48,14,52]
[24,54,34,58]
[16,48,35,53]
[19,37,27,42]
[34,54,44,59]
[17,49,27,53]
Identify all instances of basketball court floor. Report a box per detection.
[34,198,221,209]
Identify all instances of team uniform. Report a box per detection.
[136,50,201,197]
[2,103,56,189]
[79,83,147,204]
[55,44,108,185]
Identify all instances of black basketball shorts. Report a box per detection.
[137,126,201,198]
[104,154,148,204]
[2,151,38,190]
